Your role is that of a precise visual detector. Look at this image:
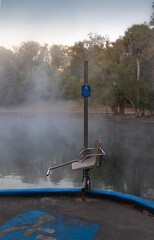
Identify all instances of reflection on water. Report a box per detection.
[0,113,153,201]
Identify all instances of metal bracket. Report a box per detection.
[79,147,94,156]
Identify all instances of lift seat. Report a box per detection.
[72,139,101,171]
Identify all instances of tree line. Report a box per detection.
[0,5,153,117]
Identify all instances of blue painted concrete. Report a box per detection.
[0,188,153,214]
[0,209,101,240]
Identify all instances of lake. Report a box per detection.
[0,113,153,201]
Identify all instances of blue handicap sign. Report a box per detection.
[0,209,102,240]
[82,85,91,97]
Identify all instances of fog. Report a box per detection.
[0,112,153,201]
[0,47,153,200]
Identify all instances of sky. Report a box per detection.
[0,0,153,49]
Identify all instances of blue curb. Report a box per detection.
[0,188,153,214]
[0,188,81,196]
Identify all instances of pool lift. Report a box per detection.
[47,61,106,191]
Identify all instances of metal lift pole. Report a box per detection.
[84,61,88,150]
[82,61,90,190]
[47,61,105,190]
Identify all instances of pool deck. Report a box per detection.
[0,189,153,240]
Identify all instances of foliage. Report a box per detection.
[149,1,154,27]
[0,6,153,117]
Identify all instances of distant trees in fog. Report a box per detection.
[0,42,69,105]
[0,23,153,116]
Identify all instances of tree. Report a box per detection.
[149,1,154,27]
[123,24,152,116]
[99,38,129,115]
[85,33,107,75]
[60,34,108,102]
[49,45,70,71]
[0,47,19,105]
[14,41,44,103]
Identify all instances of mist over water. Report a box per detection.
[0,112,153,201]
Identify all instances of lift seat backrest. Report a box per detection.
[72,139,101,171]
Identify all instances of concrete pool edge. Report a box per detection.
[0,188,153,214]
[87,189,154,214]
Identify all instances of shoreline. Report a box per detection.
[0,101,153,122]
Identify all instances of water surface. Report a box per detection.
[0,113,153,201]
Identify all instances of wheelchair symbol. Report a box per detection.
[0,209,101,240]
[82,85,90,97]
[0,214,57,240]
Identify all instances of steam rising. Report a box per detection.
[0,112,153,201]
[0,43,153,201]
